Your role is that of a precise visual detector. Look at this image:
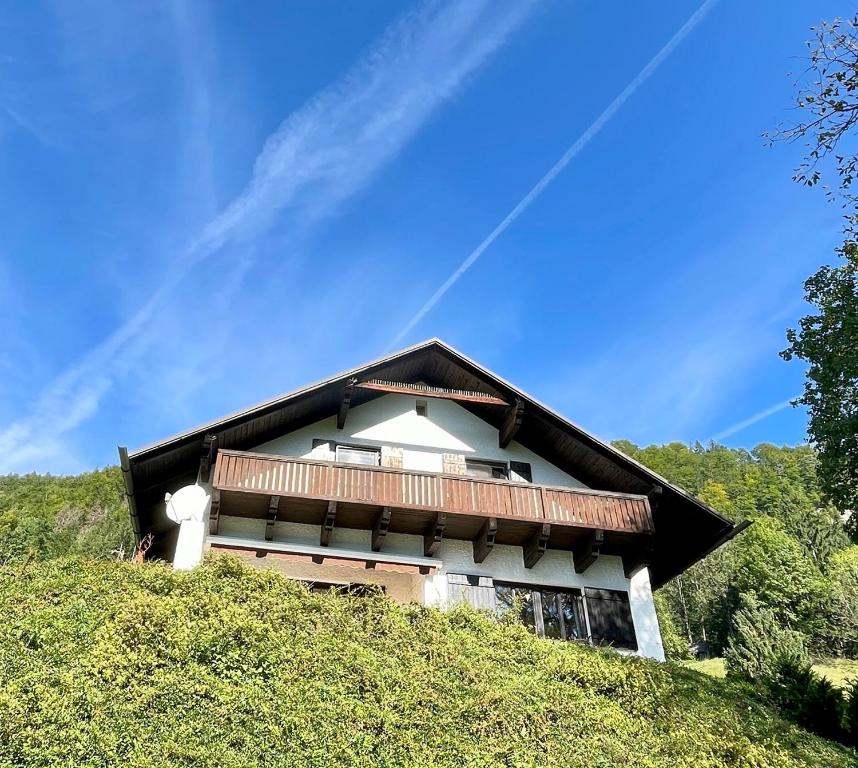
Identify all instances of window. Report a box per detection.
[495,582,588,642]
[335,444,380,466]
[465,458,508,480]
[457,576,637,651]
[306,581,385,597]
[415,399,428,417]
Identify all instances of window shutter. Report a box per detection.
[509,461,532,483]
[442,453,467,475]
[447,574,496,611]
[584,588,637,651]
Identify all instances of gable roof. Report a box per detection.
[119,338,745,587]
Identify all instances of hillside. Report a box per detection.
[0,556,853,768]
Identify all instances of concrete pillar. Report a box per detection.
[165,484,211,571]
[628,567,665,661]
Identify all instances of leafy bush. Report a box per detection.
[846,682,858,747]
[766,656,846,744]
[0,555,853,767]
[725,596,810,681]
[653,591,692,661]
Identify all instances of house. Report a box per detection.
[118,339,746,661]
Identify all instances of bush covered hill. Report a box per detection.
[0,556,854,768]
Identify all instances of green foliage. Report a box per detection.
[765,657,848,745]
[653,591,691,661]
[0,556,853,768]
[615,440,854,657]
[0,468,133,563]
[725,597,810,682]
[846,682,858,747]
[782,241,858,537]
[826,547,858,657]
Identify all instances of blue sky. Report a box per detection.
[0,0,852,474]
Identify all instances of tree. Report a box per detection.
[781,244,858,536]
[724,595,809,682]
[770,16,858,534]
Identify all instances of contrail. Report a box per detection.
[0,0,539,472]
[710,398,797,442]
[388,0,720,350]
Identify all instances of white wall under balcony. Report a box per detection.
[255,393,586,488]
[210,515,665,661]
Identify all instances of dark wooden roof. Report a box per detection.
[118,338,744,587]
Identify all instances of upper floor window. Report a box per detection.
[465,458,508,480]
[415,399,428,417]
[335,444,380,466]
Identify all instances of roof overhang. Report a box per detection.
[118,338,744,587]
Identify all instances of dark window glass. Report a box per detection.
[540,590,564,639]
[306,582,384,597]
[495,584,536,632]
[494,583,629,649]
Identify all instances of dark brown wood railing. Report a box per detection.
[212,449,653,534]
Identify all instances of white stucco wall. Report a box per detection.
[254,393,587,488]
[211,515,665,661]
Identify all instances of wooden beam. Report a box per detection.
[336,377,357,430]
[199,434,217,484]
[499,398,525,449]
[356,380,509,406]
[473,517,498,563]
[523,523,551,569]
[573,528,604,573]
[320,501,337,546]
[424,512,446,557]
[266,496,280,541]
[372,507,392,552]
[623,538,654,578]
[208,489,221,535]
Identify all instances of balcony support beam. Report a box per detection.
[623,537,654,579]
[337,378,357,430]
[208,489,221,535]
[199,434,218,484]
[372,507,392,552]
[320,501,337,547]
[424,512,446,557]
[499,398,524,449]
[524,523,551,569]
[473,517,498,563]
[266,496,280,541]
[573,528,604,573]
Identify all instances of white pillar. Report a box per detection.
[165,484,211,571]
[628,567,665,661]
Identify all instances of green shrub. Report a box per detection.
[766,655,846,744]
[724,595,809,681]
[845,681,858,747]
[0,555,853,767]
[653,591,692,661]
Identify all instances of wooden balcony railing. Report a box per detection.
[212,450,653,534]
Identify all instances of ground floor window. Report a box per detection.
[450,575,637,651]
[305,581,385,597]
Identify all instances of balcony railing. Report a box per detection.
[212,449,653,534]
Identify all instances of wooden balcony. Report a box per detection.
[210,449,654,570]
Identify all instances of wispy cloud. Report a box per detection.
[387,0,719,350]
[710,398,798,442]
[0,0,538,471]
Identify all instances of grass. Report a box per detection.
[685,657,858,689]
